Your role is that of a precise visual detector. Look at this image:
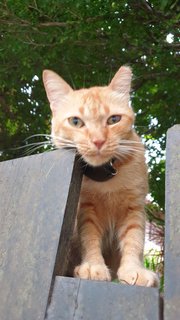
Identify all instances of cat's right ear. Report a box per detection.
[42,70,72,112]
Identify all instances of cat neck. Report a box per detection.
[80,158,117,182]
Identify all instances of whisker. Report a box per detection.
[118,148,142,154]
[52,136,73,143]
[116,148,144,159]
[25,134,52,141]
[119,140,142,144]
[76,148,91,164]
[118,147,144,152]
[11,141,52,151]
[46,147,78,159]
[22,144,54,156]
[114,152,129,162]
[57,142,76,149]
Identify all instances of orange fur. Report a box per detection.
[43,66,159,287]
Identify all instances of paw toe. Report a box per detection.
[117,265,159,287]
[74,263,111,281]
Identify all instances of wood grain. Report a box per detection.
[0,150,82,320]
[164,125,180,320]
[47,276,160,320]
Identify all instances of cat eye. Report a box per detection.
[68,116,85,128]
[107,115,121,125]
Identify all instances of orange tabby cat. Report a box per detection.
[43,66,159,287]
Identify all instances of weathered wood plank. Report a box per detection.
[46,276,160,320]
[53,154,82,277]
[164,125,180,320]
[0,150,82,320]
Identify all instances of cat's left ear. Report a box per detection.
[42,69,73,113]
[109,66,132,96]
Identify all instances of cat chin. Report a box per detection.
[82,155,111,167]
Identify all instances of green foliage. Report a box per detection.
[0,0,179,211]
[144,253,164,292]
[144,255,157,272]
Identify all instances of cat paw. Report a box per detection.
[117,264,159,287]
[74,262,111,281]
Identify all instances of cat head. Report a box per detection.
[43,66,135,166]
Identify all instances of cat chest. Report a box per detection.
[79,185,133,216]
[79,175,146,220]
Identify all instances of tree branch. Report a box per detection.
[133,71,178,90]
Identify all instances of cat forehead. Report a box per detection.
[72,86,129,118]
[78,87,109,117]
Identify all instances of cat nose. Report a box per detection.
[93,139,105,150]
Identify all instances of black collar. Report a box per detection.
[80,158,117,182]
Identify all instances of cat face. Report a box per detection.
[43,66,135,166]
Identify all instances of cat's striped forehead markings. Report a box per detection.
[79,89,110,119]
[79,106,85,115]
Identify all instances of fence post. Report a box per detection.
[164,125,180,319]
[0,150,82,320]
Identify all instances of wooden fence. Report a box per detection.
[0,125,179,320]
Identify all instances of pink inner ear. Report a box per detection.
[109,66,132,94]
[42,69,72,107]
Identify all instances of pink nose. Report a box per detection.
[93,140,105,150]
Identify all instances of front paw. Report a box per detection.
[74,262,111,281]
[117,264,159,287]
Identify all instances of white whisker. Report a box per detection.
[25,134,52,141]
[11,141,52,151]
[119,139,142,145]
[22,144,54,156]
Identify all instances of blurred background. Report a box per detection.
[0,0,179,290]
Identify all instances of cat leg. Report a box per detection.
[74,206,111,281]
[117,208,159,287]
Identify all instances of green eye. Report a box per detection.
[107,115,121,125]
[68,116,85,128]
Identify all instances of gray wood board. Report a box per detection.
[53,154,82,277]
[164,125,180,319]
[0,150,81,320]
[46,276,160,320]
